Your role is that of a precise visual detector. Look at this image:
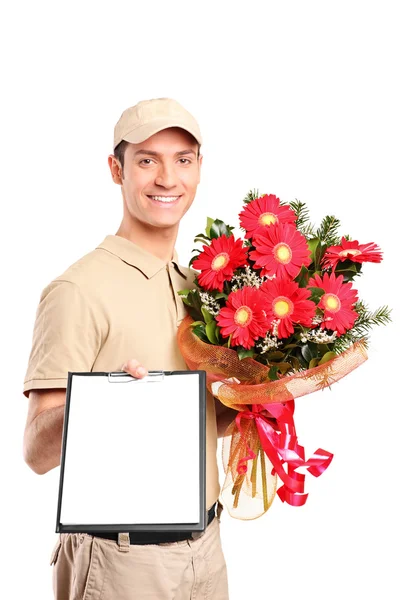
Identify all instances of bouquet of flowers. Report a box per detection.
[177,191,391,520]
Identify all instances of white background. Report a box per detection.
[1,1,399,598]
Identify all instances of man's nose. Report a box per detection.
[155,164,179,188]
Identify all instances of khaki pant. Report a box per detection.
[49,500,229,599]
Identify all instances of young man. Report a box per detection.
[22,97,235,599]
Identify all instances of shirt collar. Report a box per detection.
[95,234,187,280]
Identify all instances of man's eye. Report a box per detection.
[139,158,192,165]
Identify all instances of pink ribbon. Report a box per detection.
[235,400,333,506]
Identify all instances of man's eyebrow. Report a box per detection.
[133,149,197,158]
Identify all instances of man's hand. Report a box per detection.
[121,359,148,378]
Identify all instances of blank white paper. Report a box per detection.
[59,372,201,525]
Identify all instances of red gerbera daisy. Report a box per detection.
[239,194,297,240]
[259,278,316,338]
[249,222,312,280]
[192,234,248,292]
[307,272,359,336]
[322,236,383,271]
[216,286,270,349]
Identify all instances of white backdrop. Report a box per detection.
[2,1,399,598]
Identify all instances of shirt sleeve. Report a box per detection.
[22,279,103,398]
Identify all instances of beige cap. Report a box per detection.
[113,97,203,150]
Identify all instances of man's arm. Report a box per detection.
[23,389,66,475]
[23,359,148,475]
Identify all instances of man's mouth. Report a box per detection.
[146,195,182,205]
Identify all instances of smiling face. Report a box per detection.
[108,127,202,234]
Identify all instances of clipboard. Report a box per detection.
[55,369,206,534]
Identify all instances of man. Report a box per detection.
[22,97,235,599]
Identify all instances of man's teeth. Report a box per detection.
[149,195,180,203]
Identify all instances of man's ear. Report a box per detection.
[198,154,203,181]
[108,155,123,185]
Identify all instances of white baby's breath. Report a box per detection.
[230,265,275,291]
[255,330,283,353]
[199,291,221,317]
[300,327,337,344]
[270,319,280,337]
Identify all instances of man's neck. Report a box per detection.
[114,222,178,263]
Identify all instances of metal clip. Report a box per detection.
[107,370,165,383]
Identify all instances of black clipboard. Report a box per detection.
[55,369,206,534]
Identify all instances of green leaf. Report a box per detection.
[334,262,358,273]
[301,343,318,362]
[201,306,214,324]
[267,351,285,360]
[288,356,301,371]
[210,218,232,240]
[177,289,192,296]
[318,351,337,365]
[333,261,363,283]
[309,357,320,369]
[205,321,219,344]
[336,270,359,283]
[214,292,228,299]
[192,323,209,343]
[273,361,292,374]
[308,286,325,303]
[205,217,214,238]
[317,343,330,355]
[237,347,256,360]
[307,238,323,267]
[295,265,310,288]
[267,365,279,381]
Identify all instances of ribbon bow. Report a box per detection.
[235,400,333,506]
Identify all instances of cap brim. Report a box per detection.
[118,118,202,147]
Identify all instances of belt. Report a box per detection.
[89,502,217,545]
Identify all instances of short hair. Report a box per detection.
[113,131,201,179]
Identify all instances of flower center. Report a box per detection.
[272,295,294,318]
[258,212,277,226]
[211,252,230,271]
[323,293,341,312]
[234,306,253,326]
[338,249,361,257]
[273,242,292,264]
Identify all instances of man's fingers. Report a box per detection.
[121,359,148,377]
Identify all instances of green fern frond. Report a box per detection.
[243,189,261,204]
[332,303,392,353]
[316,215,342,246]
[289,200,310,228]
[300,222,317,239]
[287,199,317,238]
[352,304,392,335]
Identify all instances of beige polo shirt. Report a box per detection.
[23,234,220,510]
